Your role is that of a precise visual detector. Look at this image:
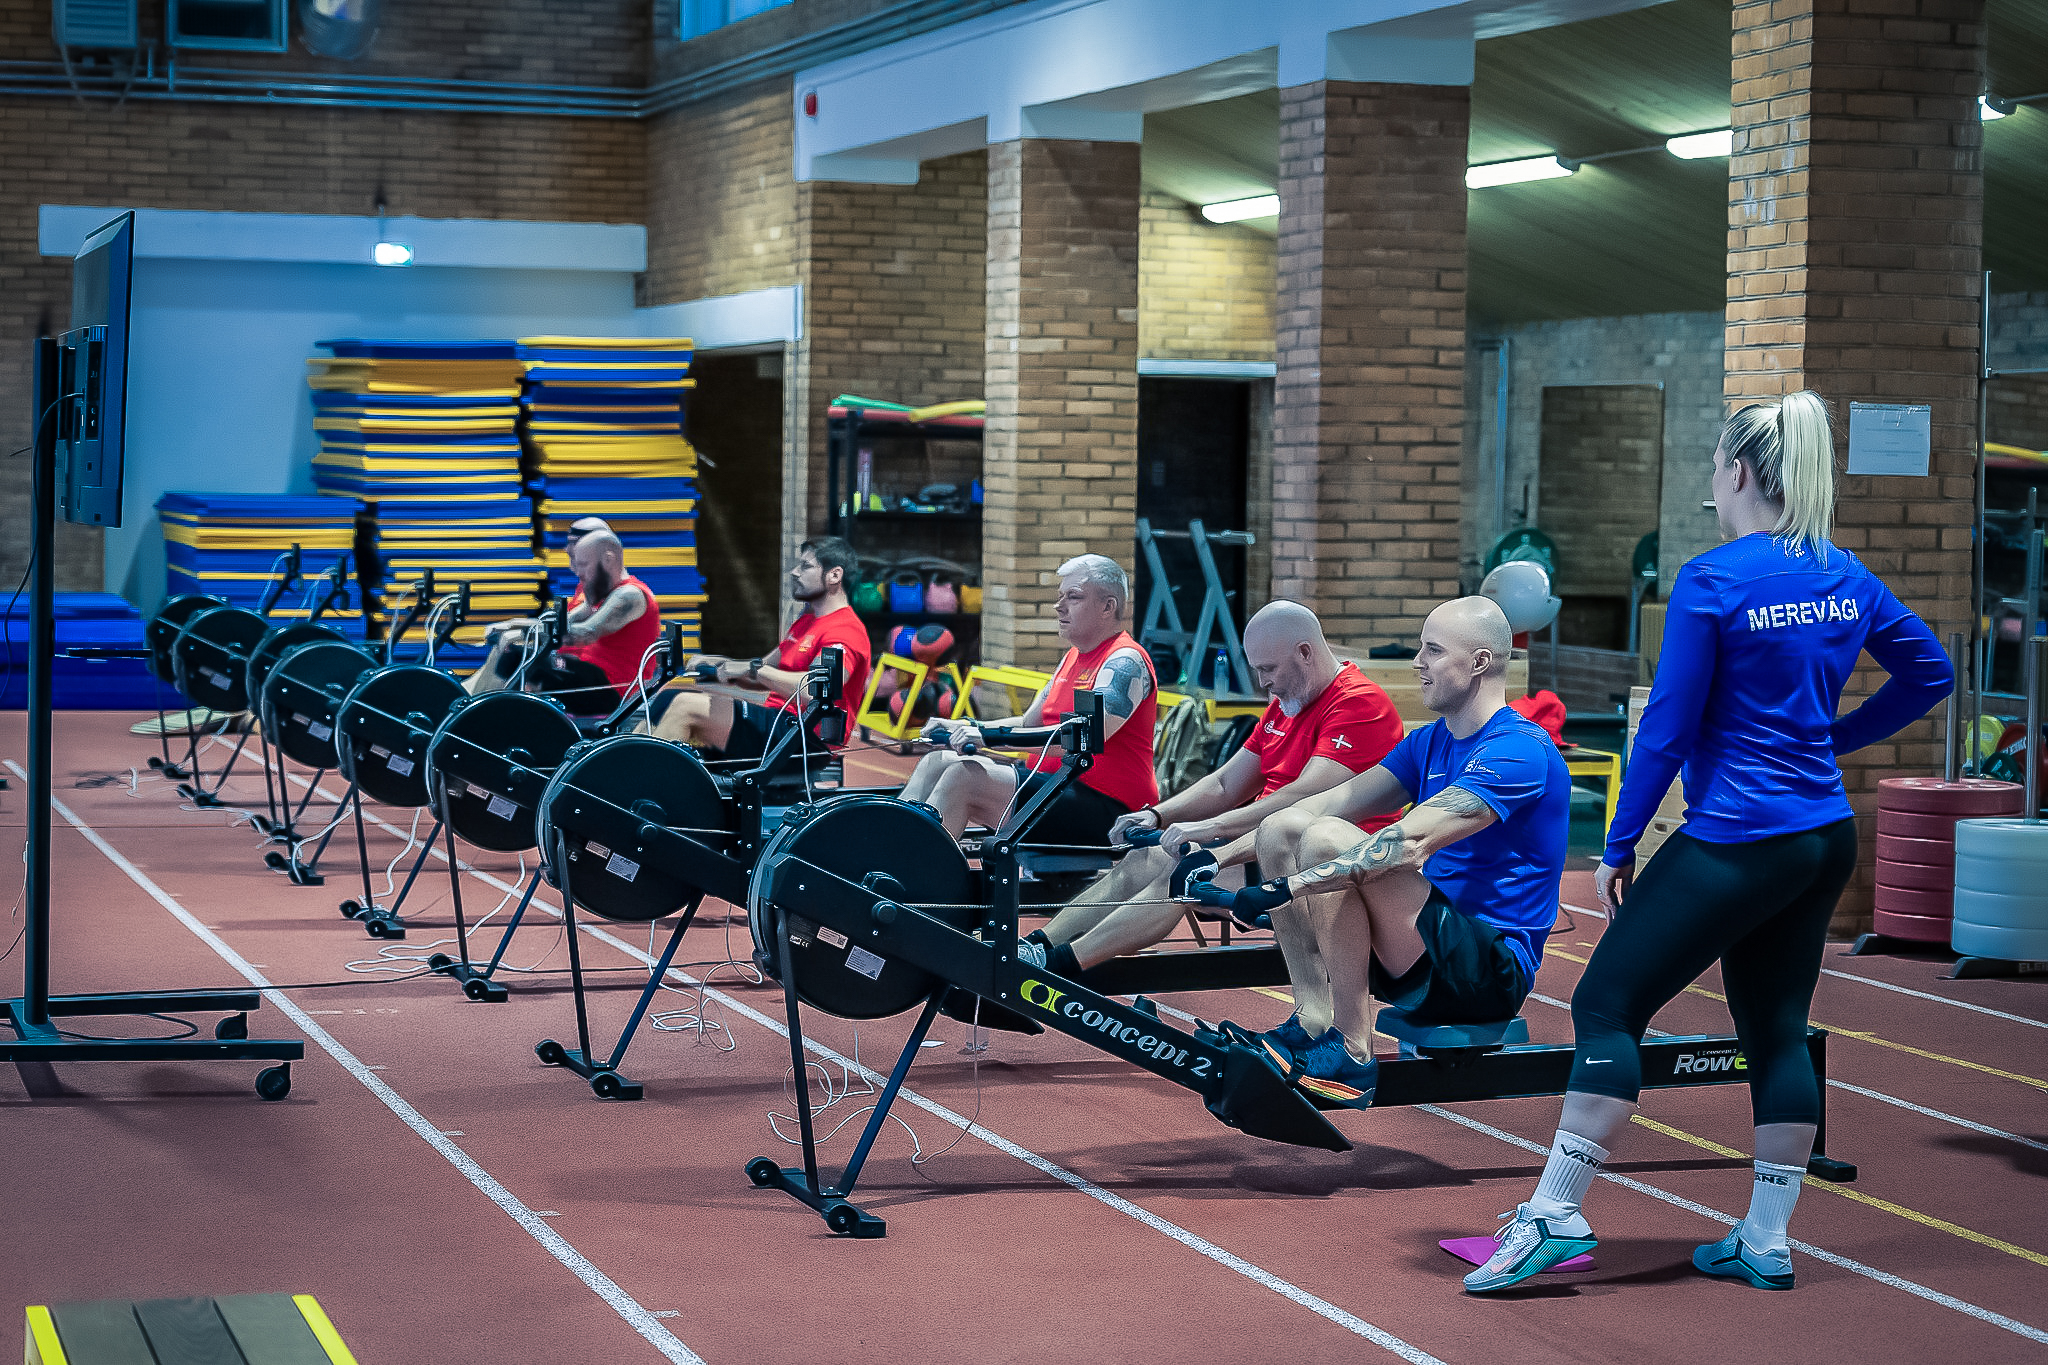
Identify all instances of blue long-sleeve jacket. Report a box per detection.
[1605,533,1954,864]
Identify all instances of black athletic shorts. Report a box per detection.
[1011,771,1132,849]
[493,647,616,717]
[1368,885,1530,1025]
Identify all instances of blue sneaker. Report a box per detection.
[1293,1026,1380,1108]
[1255,1014,1318,1072]
[1693,1223,1794,1290]
[1462,1205,1599,1293]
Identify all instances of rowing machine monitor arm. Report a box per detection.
[593,621,689,737]
[506,599,569,691]
[305,555,353,625]
[424,582,470,668]
[381,569,437,666]
[255,544,303,620]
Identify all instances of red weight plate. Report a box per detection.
[1876,808,1963,840]
[1874,882,1953,915]
[1877,776,2024,816]
[1876,858,1953,892]
[1874,833,1954,868]
[1871,907,1953,943]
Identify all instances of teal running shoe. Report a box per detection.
[1256,1014,1318,1071]
[1693,1224,1794,1290]
[1462,1205,1599,1293]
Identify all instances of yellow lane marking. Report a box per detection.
[1251,986,1294,1004]
[1542,950,2048,1093]
[1629,1114,2048,1269]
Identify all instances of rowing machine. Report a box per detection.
[257,635,377,886]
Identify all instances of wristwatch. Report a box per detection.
[747,658,762,681]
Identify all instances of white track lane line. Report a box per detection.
[18,766,706,1365]
[1563,902,2048,1031]
[317,781,2047,1348]
[263,775,1452,1362]
[1419,1104,2048,1345]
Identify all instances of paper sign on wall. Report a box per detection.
[1846,402,1932,477]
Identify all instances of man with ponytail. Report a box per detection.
[1462,390,1954,1295]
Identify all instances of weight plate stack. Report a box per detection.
[1872,778,2023,944]
[1951,817,2048,962]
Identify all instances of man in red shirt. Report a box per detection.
[909,554,1156,843]
[465,529,660,716]
[646,535,871,763]
[1017,599,1402,980]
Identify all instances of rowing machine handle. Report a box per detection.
[1123,826,1163,847]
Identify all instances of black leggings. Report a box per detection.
[1569,819,1857,1127]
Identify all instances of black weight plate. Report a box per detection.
[262,639,376,770]
[147,594,224,684]
[172,606,268,712]
[539,735,734,924]
[248,621,347,700]
[748,795,975,1021]
[426,691,581,853]
[336,665,467,808]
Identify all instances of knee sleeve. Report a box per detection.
[1568,996,1645,1102]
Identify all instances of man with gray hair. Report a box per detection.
[1183,596,1571,1111]
[907,553,1157,845]
[1017,598,1402,981]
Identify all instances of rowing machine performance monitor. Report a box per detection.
[5,210,304,1098]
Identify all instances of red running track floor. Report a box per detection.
[3,712,2046,1362]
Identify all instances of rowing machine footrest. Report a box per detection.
[1376,1006,1528,1058]
[1207,1041,1352,1151]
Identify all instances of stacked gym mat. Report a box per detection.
[156,491,366,637]
[516,337,704,649]
[307,340,545,669]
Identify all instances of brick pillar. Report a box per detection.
[1726,0,1984,932]
[1271,82,1469,648]
[983,139,1141,669]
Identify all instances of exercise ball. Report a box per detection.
[1480,560,1561,635]
[889,623,955,664]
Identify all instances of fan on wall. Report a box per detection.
[299,0,380,58]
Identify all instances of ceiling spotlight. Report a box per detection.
[1465,156,1576,189]
[1666,128,1734,159]
[373,241,414,267]
[1980,95,2013,120]
[1200,194,1279,224]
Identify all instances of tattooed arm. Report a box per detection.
[563,583,647,645]
[1089,648,1155,741]
[1286,784,1498,896]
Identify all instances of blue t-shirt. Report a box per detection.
[1379,706,1571,984]
[1607,534,1952,864]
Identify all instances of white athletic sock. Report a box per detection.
[1742,1161,1805,1253]
[1527,1130,1609,1222]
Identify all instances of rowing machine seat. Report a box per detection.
[1376,1005,1529,1059]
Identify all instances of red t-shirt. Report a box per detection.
[1027,631,1159,811]
[557,575,661,700]
[768,605,872,743]
[1242,662,1404,831]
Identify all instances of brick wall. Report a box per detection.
[644,77,797,307]
[785,150,988,611]
[1138,193,1275,363]
[1537,384,1665,603]
[1727,0,1985,933]
[1990,291,2048,371]
[1272,81,1467,652]
[982,139,1141,669]
[0,97,643,591]
[1987,374,2048,453]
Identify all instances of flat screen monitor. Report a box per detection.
[59,210,134,528]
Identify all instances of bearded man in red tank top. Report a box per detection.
[906,553,1157,845]
[465,528,660,716]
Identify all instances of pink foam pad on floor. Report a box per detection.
[1440,1236,1595,1273]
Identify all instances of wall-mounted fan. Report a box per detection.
[298,0,379,58]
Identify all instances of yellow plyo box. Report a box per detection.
[26,1294,356,1364]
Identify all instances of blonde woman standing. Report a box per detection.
[1463,392,1954,1294]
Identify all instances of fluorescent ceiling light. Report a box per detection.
[372,241,414,266]
[1666,128,1734,159]
[1465,156,1575,189]
[1200,194,1279,224]
[1980,95,2013,120]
